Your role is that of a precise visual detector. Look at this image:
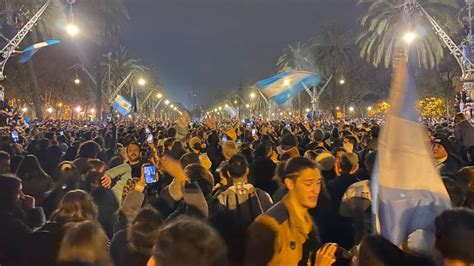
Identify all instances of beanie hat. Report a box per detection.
[432,137,452,154]
[316,152,336,171]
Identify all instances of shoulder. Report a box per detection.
[259,200,289,225]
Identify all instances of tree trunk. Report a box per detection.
[27,59,43,119]
[96,60,103,120]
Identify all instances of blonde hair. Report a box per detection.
[50,189,98,224]
[57,221,111,265]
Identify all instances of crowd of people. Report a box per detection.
[0,110,473,266]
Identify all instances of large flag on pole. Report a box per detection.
[371,48,451,249]
[19,40,60,64]
[256,71,320,105]
[112,95,132,116]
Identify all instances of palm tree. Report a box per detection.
[357,0,460,69]
[310,23,354,117]
[276,42,316,73]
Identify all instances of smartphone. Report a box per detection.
[60,131,64,136]
[221,135,227,142]
[145,127,150,134]
[11,130,19,143]
[107,114,112,123]
[144,164,157,184]
[252,129,256,136]
[147,134,153,144]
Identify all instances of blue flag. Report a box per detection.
[19,40,61,64]
[256,71,320,105]
[112,95,132,116]
[371,49,451,251]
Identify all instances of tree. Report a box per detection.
[357,0,460,69]
[311,23,354,117]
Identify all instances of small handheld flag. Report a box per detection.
[256,71,320,105]
[19,40,61,64]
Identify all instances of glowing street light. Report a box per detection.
[58,103,63,108]
[403,32,416,44]
[75,106,82,113]
[21,107,27,112]
[339,79,345,85]
[74,78,81,85]
[90,108,96,113]
[349,106,355,112]
[234,100,237,104]
[164,100,170,105]
[218,106,222,110]
[156,93,163,99]
[66,23,79,36]
[47,107,53,114]
[250,92,256,99]
[305,108,310,112]
[367,106,372,111]
[173,107,177,110]
[224,104,229,108]
[245,104,250,108]
[336,106,340,110]
[170,104,174,108]
[138,78,146,86]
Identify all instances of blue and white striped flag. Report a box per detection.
[371,49,451,249]
[112,95,132,116]
[256,71,320,105]
[19,40,60,64]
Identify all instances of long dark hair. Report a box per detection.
[15,154,49,181]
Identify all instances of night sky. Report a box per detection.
[121,0,363,108]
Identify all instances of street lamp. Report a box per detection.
[138,78,146,86]
[58,103,63,108]
[339,79,345,85]
[349,106,355,112]
[75,106,82,113]
[250,92,256,99]
[305,108,310,112]
[367,106,372,111]
[174,107,177,111]
[170,104,174,108]
[336,106,340,111]
[245,104,250,108]
[218,106,222,110]
[234,100,237,104]
[157,93,162,99]
[66,23,79,36]
[47,107,53,114]
[21,107,27,112]
[224,104,229,108]
[90,108,96,113]
[403,32,416,44]
[74,78,80,85]
[164,100,170,105]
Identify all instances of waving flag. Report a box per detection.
[371,49,451,250]
[256,71,320,105]
[112,95,132,116]
[19,40,61,64]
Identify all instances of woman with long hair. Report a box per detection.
[16,154,54,202]
[49,189,98,224]
[57,221,112,266]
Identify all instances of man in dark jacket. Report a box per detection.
[454,113,474,150]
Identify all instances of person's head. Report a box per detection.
[77,141,101,159]
[15,154,49,181]
[222,141,238,160]
[50,189,98,224]
[370,125,380,139]
[53,161,81,189]
[129,206,163,256]
[435,208,474,265]
[0,151,11,174]
[313,128,324,142]
[108,155,124,168]
[57,221,111,265]
[227,154,249,180]
[84,160,108,193]
[354,235,408,266]
[126,142,141,164]
[340,153,359,174]
[255,141,273,159]
[280,156,322,209]
[184,164,214,197]
[432,138,451,159]
[180,152,200,169]
[147,216,228,266]
[331,147,347,161]
[0,174,23,211]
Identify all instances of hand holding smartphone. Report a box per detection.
[143,164,157,184]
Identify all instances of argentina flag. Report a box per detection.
[112,95,132,116]
[256,71,320,105]
[371,49,451,251]
[20,40,61,64]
